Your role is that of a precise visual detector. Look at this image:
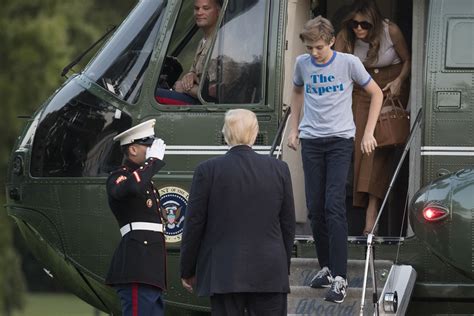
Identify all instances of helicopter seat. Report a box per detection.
[155,88,200,106]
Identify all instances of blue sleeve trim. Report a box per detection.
[361,76,372,87]
[293,80,304,87]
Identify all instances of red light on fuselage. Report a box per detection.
[422,206,448,222]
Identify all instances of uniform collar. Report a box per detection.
[124,159,141,171]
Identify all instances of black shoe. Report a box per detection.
[324,276,347,303]
[310,266,333,288]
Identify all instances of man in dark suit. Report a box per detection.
[180,109,296,316]
[106,119,167,316]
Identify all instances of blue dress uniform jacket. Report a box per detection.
[106,158,167,290]
[180,145,295,296]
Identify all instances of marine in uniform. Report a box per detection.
[106,119,167,316]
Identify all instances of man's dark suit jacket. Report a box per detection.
[180,145,295,297]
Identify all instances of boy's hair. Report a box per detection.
[299,15,335,44]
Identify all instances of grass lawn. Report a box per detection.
[12,293,108,316]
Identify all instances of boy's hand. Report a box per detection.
[361,133,377,154]
[287,130,300,151]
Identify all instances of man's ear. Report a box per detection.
[128,144,138,157]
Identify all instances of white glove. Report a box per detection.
[146,138,166,160]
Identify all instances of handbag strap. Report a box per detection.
[382,95,405,110]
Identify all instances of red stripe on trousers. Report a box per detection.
[132,283,138,316]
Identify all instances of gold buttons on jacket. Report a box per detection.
[144,241,148,245]
[374,68,379,74]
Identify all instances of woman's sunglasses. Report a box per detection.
[349,20,373,30]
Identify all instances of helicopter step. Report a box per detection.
[288,258,393,315]
[377,264,417,316]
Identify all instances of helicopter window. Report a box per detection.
[31,80,132,177]
[200,0,267,104]
[84,0,166,104]
[201,0,268,104]
[445,19,474,68]
[155,0,267,106]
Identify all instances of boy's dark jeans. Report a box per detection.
[301,137,353,278]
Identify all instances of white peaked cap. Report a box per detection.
[113,119,156,146]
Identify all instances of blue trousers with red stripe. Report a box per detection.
[115,283,164,316]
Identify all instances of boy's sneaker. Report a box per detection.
[310,266,333,288]
[325,276,347,303]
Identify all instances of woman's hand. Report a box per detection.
[382,77,402,97]
[361,132,377,155]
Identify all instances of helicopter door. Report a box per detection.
[282,0,414,237]
[140,1,282,210]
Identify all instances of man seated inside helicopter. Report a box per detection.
[155,0,221,106]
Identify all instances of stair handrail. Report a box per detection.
[359,107,423,316]
[269,107,291,158]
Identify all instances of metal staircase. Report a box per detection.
[288,258,393,315]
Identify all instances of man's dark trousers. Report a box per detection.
[301,137,353,278]
[210,292,287,316]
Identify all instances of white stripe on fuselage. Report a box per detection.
[421,146,474,156]
[164,145,281,156]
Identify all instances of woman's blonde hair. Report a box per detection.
[222,109,259,146]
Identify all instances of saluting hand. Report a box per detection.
[146,138,166,160]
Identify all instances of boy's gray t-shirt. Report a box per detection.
[293,51,371,139]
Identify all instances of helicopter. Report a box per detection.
[5,0,474,315]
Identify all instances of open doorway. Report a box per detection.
[285,0,414,238]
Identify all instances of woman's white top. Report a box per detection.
[353,19,402,67]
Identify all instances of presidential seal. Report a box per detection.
[158,186,188,243]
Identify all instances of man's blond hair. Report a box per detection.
[222,109,259,146]
[299,15,335,44]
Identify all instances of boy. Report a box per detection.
[287,16,382,303]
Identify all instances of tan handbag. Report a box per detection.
[374,96,410,148]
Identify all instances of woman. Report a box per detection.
[335,0,410,235]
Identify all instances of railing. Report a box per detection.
[269,107,291,158]
[360,108,423,315]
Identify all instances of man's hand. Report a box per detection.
[287,130,300,151]
[181,72,197,91]
[181,276,196,293]
[146,138,166,160]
